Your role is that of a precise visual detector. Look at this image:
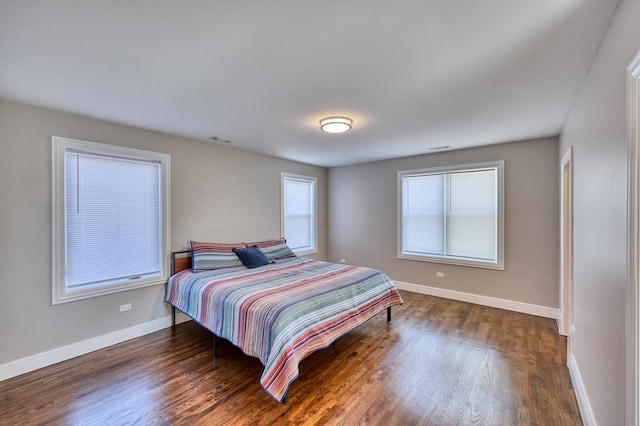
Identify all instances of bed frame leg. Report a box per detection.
[172,307,176,328]
[387,306,391,322]
[282,392,288,404]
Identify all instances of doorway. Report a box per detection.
[560,147,573,350]
[626,49,640,426]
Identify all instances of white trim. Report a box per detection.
[0,316,173,382]
[559,146,574,338]
[397,161,505,270]
[281,172,318,255]
[51,136,171,304]
[626,49,640,426]
[394,280,558,319]
[568,353,596,426]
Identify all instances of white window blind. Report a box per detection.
[446,169,497,261]
[398,161,504,269]
[281,174,317,254]
[402,173,445,256]
[52,136,170,304]
[64,151,162,288]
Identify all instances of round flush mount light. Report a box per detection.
[320,116,352,134]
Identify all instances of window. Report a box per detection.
[281,173,317,255]
[51,136,170,304]
[398,161,504,269]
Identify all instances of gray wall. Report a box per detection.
[328,137,559,308]
[559,0,640,423]
[0,99,327,364]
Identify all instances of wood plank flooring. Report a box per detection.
[0,291,582,425]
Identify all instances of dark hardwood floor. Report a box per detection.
[0,291,582,425]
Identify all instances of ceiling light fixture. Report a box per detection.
[320,116,352,134]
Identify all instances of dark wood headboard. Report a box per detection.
[172,250,192,274]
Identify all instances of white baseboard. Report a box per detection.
[0,315,173,382]
[568,353,595,426]
[394,280,559,319]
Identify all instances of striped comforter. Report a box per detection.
[166,257,403,402]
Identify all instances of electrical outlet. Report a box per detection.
[436,272,445,278]
[119,303,132,312]
[340,258,346,263]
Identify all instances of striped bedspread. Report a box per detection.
[166,257,403,402]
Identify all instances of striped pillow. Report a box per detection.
[248,238,296,261]
[191,241,246,272]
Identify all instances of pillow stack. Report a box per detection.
[246,238,296,262]
[190,241,246,272]
[190,238,296,272]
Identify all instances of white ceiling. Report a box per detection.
[0,1,620,167]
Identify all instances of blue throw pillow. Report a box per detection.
[232,247,271,269]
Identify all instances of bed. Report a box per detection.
[165,240,403,403]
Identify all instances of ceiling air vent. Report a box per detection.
[208,136,232,143]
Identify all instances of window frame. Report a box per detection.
[397,160,504,270]
[281,172,318,256]
[51,136,171,304]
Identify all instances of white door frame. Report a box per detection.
[626,49,640,426]
[560,147,574,345]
